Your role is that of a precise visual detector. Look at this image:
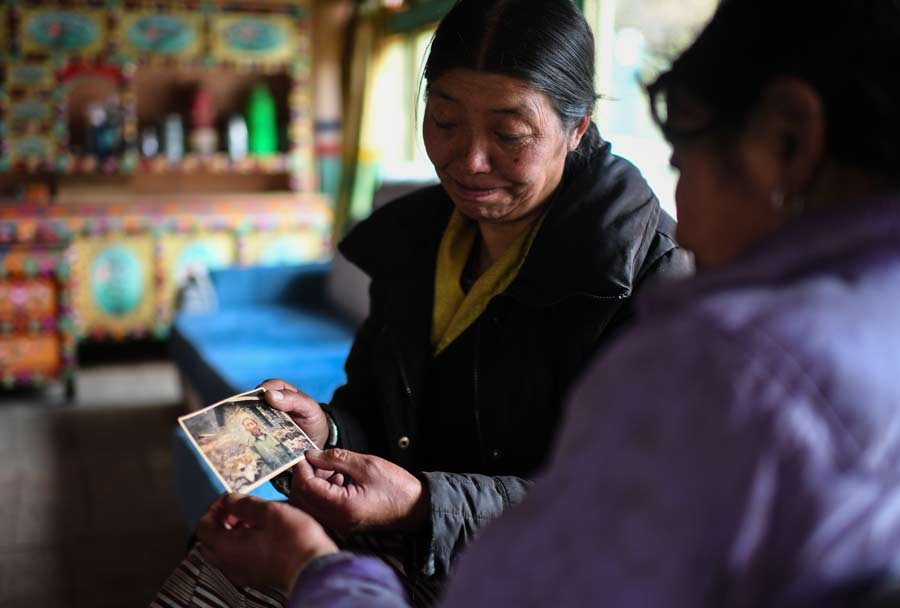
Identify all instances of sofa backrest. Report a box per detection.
[325,181,437,327]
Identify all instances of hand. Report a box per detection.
[258,378,330,448]
[197,494,338,593]
[290,449,429,534]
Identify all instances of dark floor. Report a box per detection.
[0,358,188,607]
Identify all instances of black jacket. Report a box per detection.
[327,141,692,578]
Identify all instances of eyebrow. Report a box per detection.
[432,90,537,120]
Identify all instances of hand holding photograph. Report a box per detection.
[178,387,318,493]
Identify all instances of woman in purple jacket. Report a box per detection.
[191,1,900,606]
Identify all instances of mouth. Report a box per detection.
[449,178,504,202]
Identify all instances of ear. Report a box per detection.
[567,115,592,152]
[756,78,826,197]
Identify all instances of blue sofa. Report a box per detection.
[169,261,364,530]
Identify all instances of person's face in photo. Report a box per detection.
[243,418,262,437]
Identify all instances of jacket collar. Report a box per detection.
[340,140,666,308]
[642,194,900,318]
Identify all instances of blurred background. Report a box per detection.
[0,1,715,605]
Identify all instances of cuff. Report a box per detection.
[324,412,339,448]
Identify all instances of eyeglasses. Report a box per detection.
[645,73,715,143]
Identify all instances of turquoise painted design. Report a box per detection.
[9,64,54,87]
[26,11,100,52]
[12,136,52,159]
[10,99,51,122]
[224,18,284,53]
[317,157,341,201]
[128,15,196,54]
[90,245,144,317]
[173,241,230,286]
[258,237,309,265]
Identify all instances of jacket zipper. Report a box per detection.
[472,315,487,465]
[388,328,415,430]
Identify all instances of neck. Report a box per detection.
[806,164,898,213]
[476,212,540,270]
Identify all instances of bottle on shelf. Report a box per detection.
[247,83,277,156]
[227,114,249,162]
[164,113,185,163]
[189,86,218,157]
[141,126,160,157]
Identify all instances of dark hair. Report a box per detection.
[649,0,900,180]
[424,0,600,163]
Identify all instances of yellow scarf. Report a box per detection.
[431,209,544,356]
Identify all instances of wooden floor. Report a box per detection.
[0,360,188,607]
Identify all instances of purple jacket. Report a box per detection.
[291,198,900,608]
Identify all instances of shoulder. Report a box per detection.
[338,185,453,278]
[571,266,900,465]
[514,142,686,301]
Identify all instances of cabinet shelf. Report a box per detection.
[138,153,290,175]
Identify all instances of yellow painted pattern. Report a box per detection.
[20,7,108,57]
[211,14,298,65]
[0,334,61,377]
[119,10,203,60]
[72,235,156,339]
[241,229,328,267]
[157,232,236,321]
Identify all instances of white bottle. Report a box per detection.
[227,114,248,162]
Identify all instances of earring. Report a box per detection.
[770,189,785,211]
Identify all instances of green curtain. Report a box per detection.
[333,2,385,243]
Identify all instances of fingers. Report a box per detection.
[305,449,369,478]
[263,386,319,417]
[293,457,318,482]
[290,459,350,508]
[223,495,271,529]
[201,493,255,531]
[258,378,299,393]
[314,467,336,480]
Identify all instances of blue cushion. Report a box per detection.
[171,304,354,404]
[168,264,358,531]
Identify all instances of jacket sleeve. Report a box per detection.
[290,553,409,608]
[408,472,532,578]
[604,230,693,339]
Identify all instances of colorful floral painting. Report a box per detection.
[121,12,201,58]
[21,9,105,55]
[212,14,296,65]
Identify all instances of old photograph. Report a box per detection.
[178,387,317,493]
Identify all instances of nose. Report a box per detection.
[457,132,491,175]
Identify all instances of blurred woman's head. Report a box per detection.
[649,0,900,268]
[421,0,597,226]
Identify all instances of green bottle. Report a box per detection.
[247,83,277,156]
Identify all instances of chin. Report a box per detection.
[451,198,512,222]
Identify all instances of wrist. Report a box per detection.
[404,476,430,530]
[310,411,331,449]
[282,537,339,593]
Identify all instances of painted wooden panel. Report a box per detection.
[72,235,157,339]
[241,229,328,266]
[6,63,55,89]
[211,14,298,65]
[21,8,107,56]
[120,11,203,59]
[0,334,61,379]
[0,279,56,320]
[158,232,236,323]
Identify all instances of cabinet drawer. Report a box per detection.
[0,279,57,320]
[0,334,61,378]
